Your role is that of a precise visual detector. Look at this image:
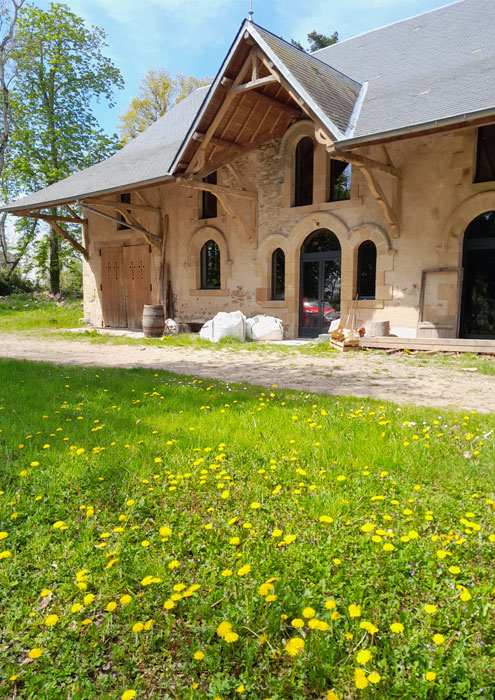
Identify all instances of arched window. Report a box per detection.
[294,137,314,207]
[200,239,220,289]
[271,248,285,300]
[356,241,377,299]
[329,160,351,201]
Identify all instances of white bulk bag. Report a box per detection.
[200,310,247,343]
[199,319,214,341]
[246,314,284,341]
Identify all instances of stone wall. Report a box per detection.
[82,121,495,339]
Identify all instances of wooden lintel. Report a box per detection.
[234,75,278,93]
[329,148,399,178]
[81,202,162,248]
[358,166,399,238]
[81,198,159,214]
[177,177,256,201]
[192,132,246,154]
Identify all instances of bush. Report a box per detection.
[0,270,35,295]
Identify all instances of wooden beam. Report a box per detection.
[215,191,256,248]
[328,147,399,177]
[187,50,255,174]
[81,202,162,247]
[192,132,246,154]
[234,75,278,93]
[358,166,399,238]
[177,177,256,201]
[10,210,85,225]
[81,198,159,214]
[28,216,89,261]
[248,89,301,118]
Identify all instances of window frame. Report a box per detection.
[270,248,285,300]
[329,159,351,202]
[200,239,221,290]
[200,171,218,219]
[356,240,377,300]
[474,125,495,183]
[117,192,131,230]
[294,136,314,207]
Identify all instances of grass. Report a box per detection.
[0,294,82,333]
[1,359,494,699]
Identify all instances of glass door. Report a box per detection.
[300,255,341,337]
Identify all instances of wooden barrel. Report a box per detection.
[142,304,165,338]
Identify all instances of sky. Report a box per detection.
[33,0,456,135]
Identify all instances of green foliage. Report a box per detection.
[0,269,34,295]
[0,360,494,698]
[118,69,211,143]
[0,293,81,330]
[5,2,123,293]
[291,30,339,53]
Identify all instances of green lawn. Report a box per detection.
[0,294,82,332]
[0,359,494,699]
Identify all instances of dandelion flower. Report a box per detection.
[424,604,437,615]
[354,668,368,689]
[132,622,144,632]
[224,632,239,643]
[432,633,445,645]
[356,649,372,665]
[71,603,83,613]
[216,621,233,638]
[325,599,336,610]
[390,622,404,634]
[368,673,381,684]
[163,600,175,610]
[235,685,245,693]
[237,564,251,576]
[106,602,117,612]
[44,614,59,627]
[285,637,305,657]
[348,604,361,618]
[194,651,204,660]
[291,618,304,628]
[460,590,472,602]
[120,594,132,606]
[121,692,137,700]
[28,648,42,659]
[425,672,436,682]
[302,606,315,619]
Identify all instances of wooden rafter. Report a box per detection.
[186,51,255,174]
[81,197,159,214]
[177,177,256,201]
[192,132,245,154]
[328,147,399,177]
[234,75,278,93]
[81,202,162,249]
[8,208,89,260]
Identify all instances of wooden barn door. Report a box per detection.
[122,244,152,330]
[100,247,127,328]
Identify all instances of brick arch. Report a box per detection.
[348,223,395,305]
[188,225,232,291]
[441,191,495,258]
[256,233,288,303]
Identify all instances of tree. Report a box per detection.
[6,2,123,294]
[118,69,211,144]
[291,30,338,53]
[0,0,25,275]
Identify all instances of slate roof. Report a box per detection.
[250,24,361,137]
[4,0,495,212]
[4,86,209,212]
[315,0,495,142]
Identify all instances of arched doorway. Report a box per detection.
[299,229,341,337]
[459,211,495,339]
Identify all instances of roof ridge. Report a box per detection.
[312,0,467,54]
[250,21,361,90]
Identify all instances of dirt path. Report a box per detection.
[0,333,491,413]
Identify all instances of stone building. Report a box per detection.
[4,0,495,341]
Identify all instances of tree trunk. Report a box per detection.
[49,228,60,294]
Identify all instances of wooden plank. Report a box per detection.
[177,178,256,201]
[101,247,127,328]
[81,198,159,214]
[361,337,495,354]
[122,244,152,331]
[192,132,246,154]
